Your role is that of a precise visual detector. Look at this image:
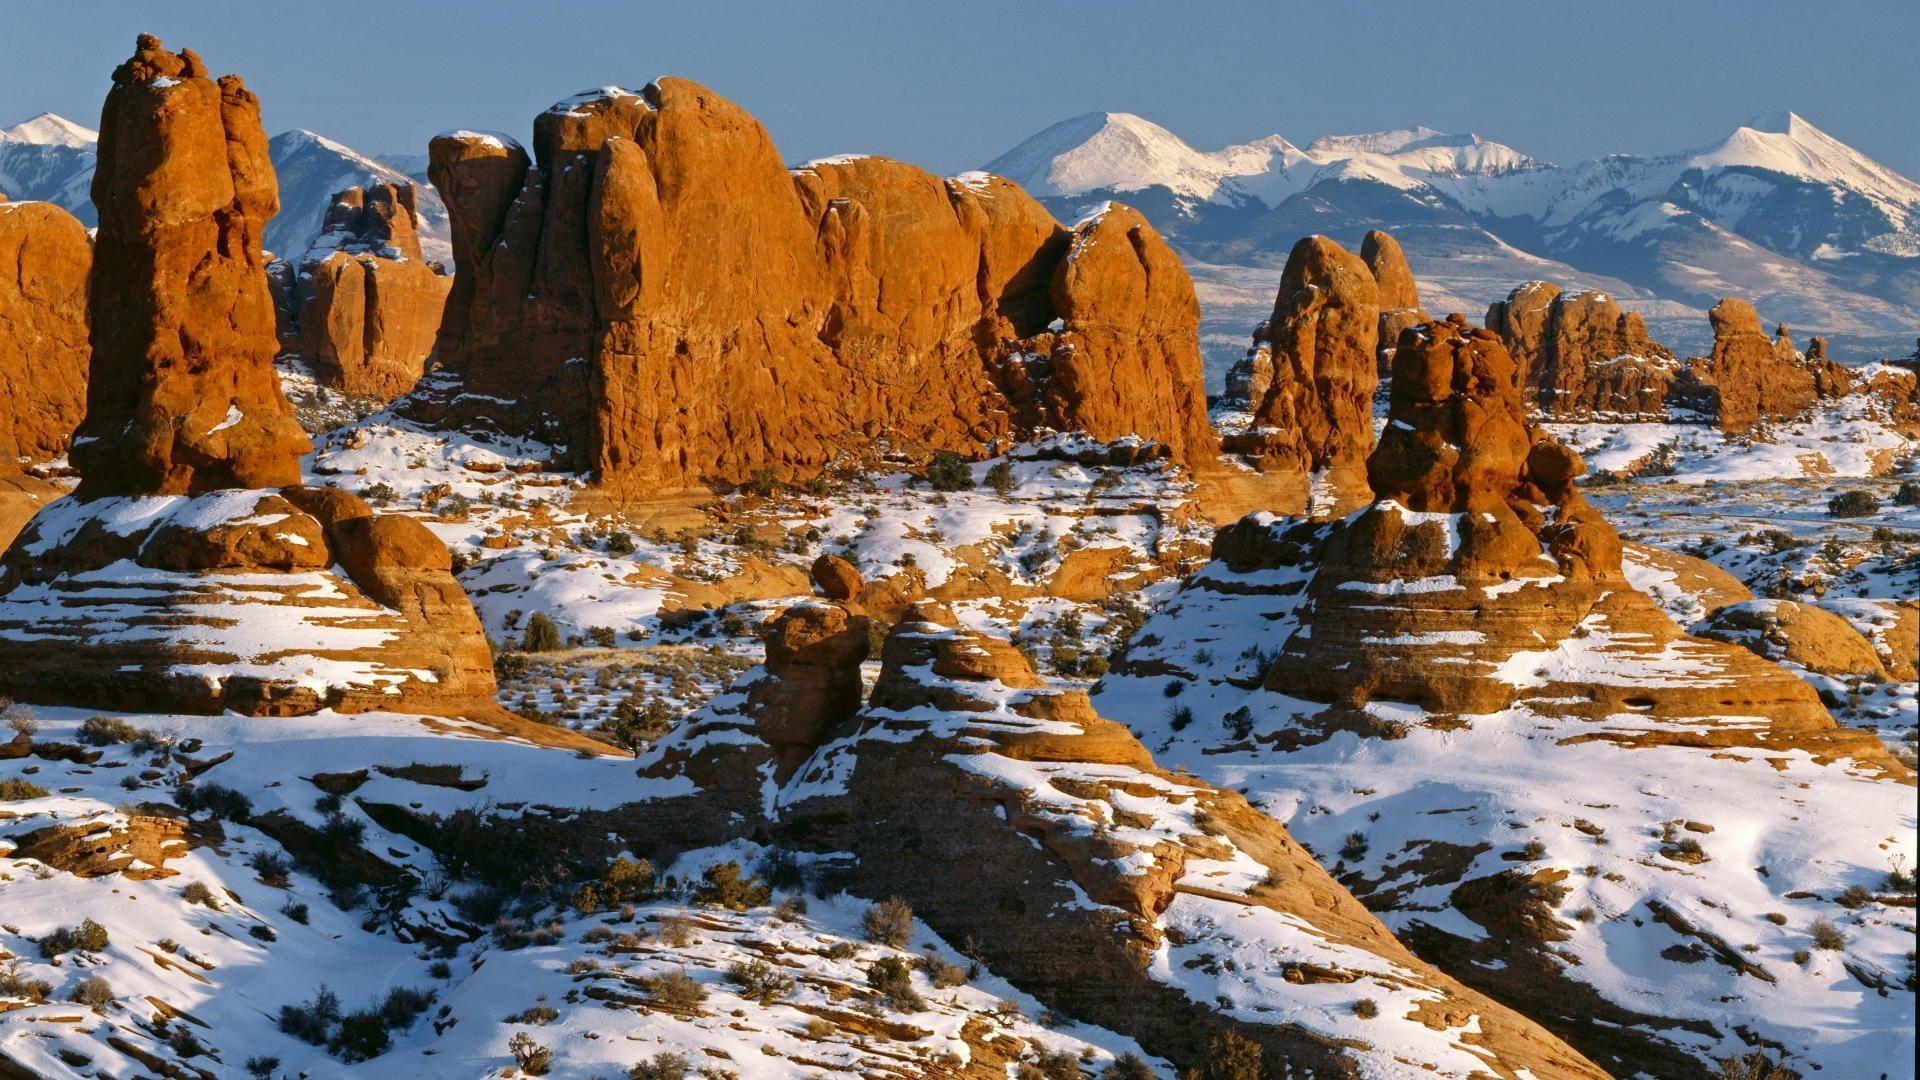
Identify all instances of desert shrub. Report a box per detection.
[244,1056,281,1079]
[0,777,48,800]
[248,850,292,886]
[521,612,562,652]
[1223,706,1254,740]
[1809,916,1847,951]
[1715,1051,1803,1080]
[571,856,657,915]
[1200,1030,1263,1080]
[630,1053,692,1080]
[744,467,781,497]
[1352,997,1379,1018]
[866,956,923,1011]
[330,1009,391,1061]
[278,986,342,1044]
[0,958,53,1002]
[1887,856,1917,895]
[919,953,968,988]
[250,925,277,942]
[925,452,974,491]
[1635,441,1680,478]
[641,970,707,1010]
[1893,480,1920,507]
[69,975,114,1006]
[691,862,770,910]
[78,715,142,745]
[1522,839,1549,860]
[1836,884,1874,909]
[1102,1053,1156,1080]
[39,919,110,957]
[586,626,618,648]
[1167,703,1193,731]
[508,1001,559,1025]
[167,1027,206,1057]
[605,530,637,556]
[182,881,217,906]
[1022,1046,1087,1079]
[378,986,434,1029]
[1341,832,1369,860]
[862,897,914,947]
[282,900,310,924]
[727,958,795,1003]
[176,782,253,821]
[985,460,1017,495]
[509,1031,554,1075]
[1828,490,1879,517]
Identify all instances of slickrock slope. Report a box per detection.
[1671,299,1854,433]
[1222,235,1381,509]
[0,196,91,469]
[1485,282,1677,418]
[416,82,1215,492]
[0,37,495,717]
[778,607,1607,1079]
[273,182,450,398]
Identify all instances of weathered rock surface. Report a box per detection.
[1255,315,1896,769]
[70,35,311,496]
[0,37,497,717]
[274,182,450,399]
[1486,283,1677,418]
[1360,229,1426,377]
[416,83,1215,492]
[0,197,91,469]
[1223,235,1380,508]
[1671,299,1851,433]
[1694,598,1892,680]
[767,607,1608,1079]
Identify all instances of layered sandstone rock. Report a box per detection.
[276,182,451,399]
[0,197,91,469]
[1360,229,1426,376]
[417,83,1214,491]
[1485,282,1677,418]
[71,35,310,496]
[0,37,496,717]
[768,606,1607,1079]
[1256,315,1895,768]
[1695,598,1896,681]
[1672,299,1850,433]
[1222,235,1380,508]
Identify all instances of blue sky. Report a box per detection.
[4,0,1915,176]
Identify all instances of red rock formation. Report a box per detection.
[0,197,91,469]
[1486,283,1676,418]
[1257,315,1896,770]
[70,35,310,497]
[1360,229,1427,376]
[1223,235,1379,508]
[278,183,451,399]
[0,37,496,718]
[771,606,1609,1079]
[1672,299,1850,433]
[420,82,1215,491]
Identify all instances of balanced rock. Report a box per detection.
[1223,235,1379,508]
[1257,315,1894,768]
[0,198,91,469]
[774,609,1608,1079]
[276,182,451,399]
[809,552,863,601]
[1672,298,1847,433]
[416,82,1215,492]
[0,37,496,717]
[1485,283,1676,418]
[1360,229,1427,376]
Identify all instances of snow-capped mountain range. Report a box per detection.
[989,109,1920,361]
[0,113,451,266]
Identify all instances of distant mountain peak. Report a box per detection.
[0,112,99,148]
[1741,109,1808,135]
